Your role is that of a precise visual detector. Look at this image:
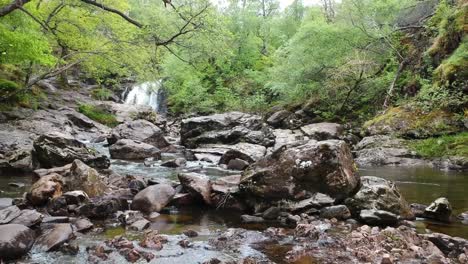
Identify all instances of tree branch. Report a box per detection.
[0,0,32,17]
[79,0,143,28]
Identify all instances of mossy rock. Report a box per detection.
[363,106,462,139]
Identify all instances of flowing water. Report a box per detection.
[124,81,167,114]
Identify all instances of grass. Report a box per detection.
[408,132,468,158]
[78,103,119,127]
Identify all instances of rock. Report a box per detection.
[43,216,69,224]
[109,139,161,160]
[63,190,89,205]
[178,239,192,248]
[300,123,343,140]
[433,156,468,171]
[180,112,275,148]
[129,219,150,231]
[240,140,359,201]
[178,173,212,205]
[320,205,351,220]
[227,158,249,170]
[0,206,21,224]
[71,218,93,232]
[46,196,68,216]
[211,175,241,194]
[0,198,13,210]
[35,223,74,252]
[160,158,187,168]
[270,129,307,152]
[0,224,35,260]
[139,230,168,250]
[67,160,107,197]
[27,173,64,205]
[33,132,110,169]
[117,210,145,226]
[262,207,281,220]
[183,229,198,237]
[128,179,147,192]
[241,215,264,223]
[359,209,398,226]
[354,135,427,166]
[77,198,126,219]
[381,253,393,264]
[458,211,468,224]
[9,209,43,227]
[410,203,427,218]
[345,176,414,220]
[131,184,175,213]
[34,163,72,178]
[422,232,468,256]
[423,197,452,222]
[266,110,292,128]
[8,182,25,188]
[108,120,169,149]
[288,193,336,213]
[218,143,267,164]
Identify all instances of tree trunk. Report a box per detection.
[383,59,407,109]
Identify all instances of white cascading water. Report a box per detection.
[124,80,162,111]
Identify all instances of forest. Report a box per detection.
[0,0,467,263]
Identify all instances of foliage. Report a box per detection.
[91,88,113,101]
[409,132,468,158]
[78,103,119,127]
[0,78,19,101]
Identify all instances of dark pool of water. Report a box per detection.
[360,166,468,239]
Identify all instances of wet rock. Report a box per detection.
[116,210,145,226]
[423,197,452,222]
[160,157,187,168]
[183,229,198,237]
[128,178,147,193]
[27,173,64,205]
[300,123,344,140]
[35,223,74,252]
[8,182,25,188]
[109,139,162,160]
[359,209,398,226]
[288,193,335,213]
[131,184,175,213]
[180,112,275,148]
[433,156,468,171]
[227,158,249,170]
[178,172,212,205]
[129,219,150,231]
[9,209,43,227]
[240,140,359,201]
[43,216,69,224]
[241,214,264,223]
[262,207,281,220]
[78,197,125,219]
[320,205,351,220]
[108,119,169,149]
[33,132,110,169]
[72,218,93,232]
[34,163,72,178]
[211,175,241,194]
[458,211,468,224]
[410,203,427,217]
[67,160,108,197]
[0,198,13,210]
[0,224,35,260]
[266,110,292,128]
[139,230,168,250]
[345,176,414,220]
[119,248,141,262]
[47,196,69,216]
[178,239,192,248]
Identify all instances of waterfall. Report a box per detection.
[124,80,167,115]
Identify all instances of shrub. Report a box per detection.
[91,87,113,101]
[0,78,20,101]
[78,103,119,127]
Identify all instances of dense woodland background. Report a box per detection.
[0,0,466,130]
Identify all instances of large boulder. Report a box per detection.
[0,224,35,260]
[423,197,452,222]
[180,112,275,148]
[239,140,360,201]
[266,110,292,128]
[109,139,161,160]
[271,129,307,152]
[300,123,344,140]
[77,197,127,219]
[178,173,212,205]
[131,184,175,213]
[217,143,267,165]
[345,176,414,220]
[67,160,108,197]
[33,132,110,169]
[108,120,169,149]
[27,173,64,205]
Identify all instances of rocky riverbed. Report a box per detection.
[0,86,467,263]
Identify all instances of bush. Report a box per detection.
[78,103,119,127]
[409,132,468,158]
[0,78,20,101]
[91,87,113,101]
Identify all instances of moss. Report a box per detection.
[78,103,119,127]
[409,132,468,158]
[434,37,468,84]
[363,106,461,138]
[0,78,20,101]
